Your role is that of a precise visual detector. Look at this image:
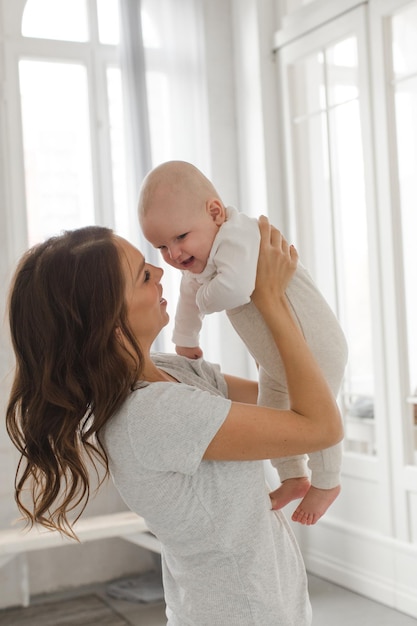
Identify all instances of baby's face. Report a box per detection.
[141,192,224,274]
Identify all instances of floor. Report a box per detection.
[0,573,416,625]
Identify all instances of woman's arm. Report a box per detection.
[204,217,343,461]
[223,374,258,404]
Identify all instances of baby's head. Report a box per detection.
[138,160,226,274]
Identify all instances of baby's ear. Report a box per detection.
[207,198,226,225]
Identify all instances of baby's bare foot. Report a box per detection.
[291,484,341,525]
[269,477,310,510]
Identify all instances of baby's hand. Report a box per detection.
[176,345,204,359]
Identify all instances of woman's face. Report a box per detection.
[116,236,169,350]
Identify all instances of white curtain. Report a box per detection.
[118,0,152,196]
[118,0,209,200]
[118,0,167,350]
[118,0,211,353]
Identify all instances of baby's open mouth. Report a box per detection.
[181,257,195,268]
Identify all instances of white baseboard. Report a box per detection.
[298,518,417,619]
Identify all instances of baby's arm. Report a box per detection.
[173,274,205,358]
[196,222,259,314]
[176,345,204,359]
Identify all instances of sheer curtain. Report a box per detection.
[118,0,209,201]
[118,0,152,216]
[119,0,215,354]
[118,0,245,366]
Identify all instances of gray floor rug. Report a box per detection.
[106,570,164,604]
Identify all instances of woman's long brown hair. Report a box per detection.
[6,226,143,538]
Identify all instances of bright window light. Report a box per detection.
[22,0,89,42]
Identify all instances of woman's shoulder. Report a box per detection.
[151,352,228,397]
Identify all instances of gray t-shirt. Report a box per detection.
[102,353,311,626]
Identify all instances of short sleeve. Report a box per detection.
[151,353,229,398]
[125,383,231,475]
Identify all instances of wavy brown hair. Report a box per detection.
[6,226,143,538]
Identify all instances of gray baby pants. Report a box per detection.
[227,263,348,489]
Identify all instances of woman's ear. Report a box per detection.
[206,198,226,225]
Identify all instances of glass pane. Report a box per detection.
[292,114,335,307]
[329,100,375,455]
[391,3,417,461]
[290,51,325,118]
[329,100,373,399]
[326,37,359,107]
[106,67,129,236]
[289,34,376,455]
[395,78,417,396]
[97,0,119,45]
[22,0,88,42]
[19,61,95,245]
[392,4,417,77]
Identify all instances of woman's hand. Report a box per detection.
[252,215,298,314]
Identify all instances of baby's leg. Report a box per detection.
[289,444,342,525]
[227,300,311,509]
[228,265,348,524]
[284,264,348,524]
[258,366,311,509]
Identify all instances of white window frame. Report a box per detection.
[2,0,123,264]
[276,3,396,531]
[368,0,417,541]
[276,0,417,544]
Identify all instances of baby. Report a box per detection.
[138,160,348,525]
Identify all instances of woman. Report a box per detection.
[6,217,342,625]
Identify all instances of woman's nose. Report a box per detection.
[150,264,163,280]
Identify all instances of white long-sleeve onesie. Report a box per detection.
[172,206,260,347]
[173,206,348,488]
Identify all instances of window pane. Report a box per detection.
[97,0,120,45]
[292,113,335,305]
[392,3,417,77]
[395,79,417,434]
[19,61,95,245]
[22,0,88,42]
[391,6,417,461]
[329,100,372,397]
[289,35,375,455]
[326,37,359,107]
[289,51,325,118]
[395,79,417,390]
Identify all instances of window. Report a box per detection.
[387,2,417,462]
[19,60,95,246]
[279,7,377,455]
[16,0,128,246]
[5,0,211,354]
[277,0,417,547]
[22,0,89,41]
